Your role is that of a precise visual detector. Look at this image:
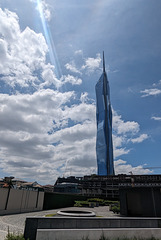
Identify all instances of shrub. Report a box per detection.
[110,205,120,214]
[74,201,89,207]
[104,200,119,206]
[87,198,104,203]
[5,232,26,240]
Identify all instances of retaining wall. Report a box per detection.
[36,228,161,240]
[24,216,161,240]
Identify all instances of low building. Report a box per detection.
[54,174,161,199]
[43,185,54,192]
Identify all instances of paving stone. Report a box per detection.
[0,206,118,240]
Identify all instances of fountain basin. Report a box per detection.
[57,210,96,217]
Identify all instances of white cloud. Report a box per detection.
[141,88,161,97]
[112,112,149,158]
[130,134,149,143]
[0,8,151,183]
[30,0,52,21]
[82,53,101,73]
[0,8,48,87]
[61,74,82,85]
[40,63,62,89]
[65,61,82,74]
[114,148,130,158]
[113,112,140,134]
[0,89,150,183]
[0,8,81,89]
[75,50,83,55]
[114,159,152,175]
[80,92,89,103]
[112,135,124,148]
[151,116,161,121]
[0,90,97,183]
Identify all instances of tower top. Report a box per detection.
[103,51,105,73]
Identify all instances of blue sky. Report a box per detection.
[0,0,161,184]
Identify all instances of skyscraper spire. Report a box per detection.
[103,51,105,73]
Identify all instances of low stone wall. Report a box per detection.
[36,228,161,240]
[24,216,161,240]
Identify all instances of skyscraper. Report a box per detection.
[95,53,115,175]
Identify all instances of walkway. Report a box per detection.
[0,206,119,240]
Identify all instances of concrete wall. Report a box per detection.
[120,187,161,217]
[24,216,161,240]
[43,192,87,210]
[0,188,44,215]
[0,188,8,210]
[36,228,161,240]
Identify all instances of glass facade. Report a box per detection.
[95,64,115,175]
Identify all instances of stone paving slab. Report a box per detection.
[0,206,118,240]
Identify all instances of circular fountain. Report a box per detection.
[57,210,96,217]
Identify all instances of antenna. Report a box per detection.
[103,51,105,73]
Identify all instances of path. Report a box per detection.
[0,206,119,240]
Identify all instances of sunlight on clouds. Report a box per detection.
[30,0,52,21]
[0,8,82,90]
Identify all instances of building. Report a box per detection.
[95,52,114,175]
[54,176,82,194]
[43,184,55,192]
[54,174,161,200]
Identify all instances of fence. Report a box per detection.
[0,188,44,215]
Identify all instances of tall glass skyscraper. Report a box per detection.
[95,53,115,175]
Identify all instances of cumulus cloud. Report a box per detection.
[114,159,152,175]
[61,74,82,85]
[141,88,161,97]
[0,8,150,184]
[113,112,140,134]
[0,8,82,90]
[112,112,149,158]
[82,53,101,73]
[0,8,51,88]
[0,90,97,183]
[0,89,150,183]
[40,63,62,89]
